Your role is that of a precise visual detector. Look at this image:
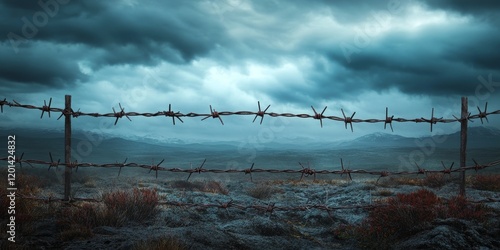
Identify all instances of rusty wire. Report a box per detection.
[13,193,500,215]
[2,156,499,182]
[1,99,499,131]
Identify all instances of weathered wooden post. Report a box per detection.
[459,97,467,197]
[64,95,72,200]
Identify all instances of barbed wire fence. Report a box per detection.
[1,97,497,130]
[1,95,500,213]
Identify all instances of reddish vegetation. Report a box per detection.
[470,174,500,192]
[103,188,159,222]
[354,189,490,249]
[58,188,160,240]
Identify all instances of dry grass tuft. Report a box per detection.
[103,188,160,222]
[0,172,51,237]
[422,173,448,188]
[378,173,448,189]
[57,188,160,240]
[133,236,187,250]
[469,174,500,192]
[246,184,281,200]
[170,180,229,195]
[383,176,423,187]
[374,189,393,197]
[354,189,490,249]
[266,179,303,186]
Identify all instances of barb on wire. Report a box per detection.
[57,102,74,120]
[15,152,35,169]
[148,159,164,179]
[117,158,128,177]
[453,111,473,123]
[201,105,224,125]
[477,102,489,124]
[415,162,426,175]
[441,161,455,175]
[340,158,352,181]
[41,98,52,119]
[72,108,82,118]
[384,107,394,132]
[253,101,270,124]
[64,160,78,172]
[472,159,485,172]
[57,106,74,120]
[112,103,132,125]
[244,163,255,182]
[311,106,327,128]
[376,171,390,183]
[72,160,79,172]
[299,162,316,181]
[164,104,184,125]
[47,152,60,171]
[422,108,443,132]
[264,203,275,216]
[187,159,207,181]
[16,152,25,169]
[341,109,356,132]
[0,98,6,113]
[217,199,234,216]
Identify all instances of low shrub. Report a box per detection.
[170,180,229,195]
[247,184,281,200]
[354,189,489,249]
[379,173,448,189]
[57,188,160,240]
[374,189,393,197]
[0,172,50,236]
[133,236,186,250]
[383,176,423,187]
[422,173,447,188]
[438,196,490,222]
[103,188,159,222]
[470,174,500,192]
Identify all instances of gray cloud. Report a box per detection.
[1,0,499,106]
[1,0,227,89]
[0,42,88,91]
[421,0,500,15]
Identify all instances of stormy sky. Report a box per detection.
[1,0,499,144]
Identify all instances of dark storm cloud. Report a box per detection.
[2,0,500,105]
[1,0,227,88]
[0,42,87,91]
[420,0,500,16]
[289,3,500,104]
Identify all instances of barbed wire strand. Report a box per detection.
[1,99,498,132]
[11,193,500,215]
[2,156,499,182]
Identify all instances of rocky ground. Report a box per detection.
[2,169,500,249]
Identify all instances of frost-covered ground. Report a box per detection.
[8,168,500,249]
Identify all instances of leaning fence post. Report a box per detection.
[459,97,467,197]
[64,95,72,201]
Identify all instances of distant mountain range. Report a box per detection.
[1,126,499,152]
[333,126,500,149]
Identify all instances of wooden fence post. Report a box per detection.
[64,95,72,200]
[459,97,467,197]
